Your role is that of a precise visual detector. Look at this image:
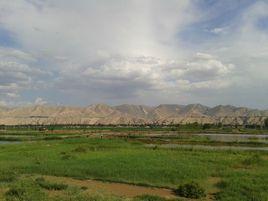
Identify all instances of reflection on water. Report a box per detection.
[192,133,268,143]
[143,133,268,151]
[0,141,20,145]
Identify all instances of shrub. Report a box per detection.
[60,152,74,160]
[73,146,87,153]
[81,186,88,190]
[35,177,68,191]
[174,182,206,199]
[202,123,212,130]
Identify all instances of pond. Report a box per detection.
[0,141,21,145]
[192,133,268,142]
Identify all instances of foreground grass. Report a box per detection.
[0,138,268,200]
[4,177,181,201]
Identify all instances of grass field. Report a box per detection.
[1,127,268,149]
[0,135,268,201]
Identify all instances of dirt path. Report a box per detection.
[206,177,221,201]
[43,175,177,199]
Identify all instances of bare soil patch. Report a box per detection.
[206,177,222,201]
[42,175,177,199]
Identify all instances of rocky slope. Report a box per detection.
[0,104,267,126]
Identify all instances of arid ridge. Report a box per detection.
[0,104,267,126]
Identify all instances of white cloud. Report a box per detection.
[0,0,203,105]
[0,48,37,62]
[55,52,234,101]
[210,27,229,34]
[34,97,47,105]
[183,53,234,82]
[0,47,52,102]
[6,93,20,98]
[0,1,267,108]
[0,0,197,61]
[197,1,268,108]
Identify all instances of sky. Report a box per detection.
[0,0,267,109]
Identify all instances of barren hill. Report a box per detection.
[0,104,267,126]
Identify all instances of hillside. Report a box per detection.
[0,104,267,126]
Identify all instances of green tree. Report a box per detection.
[202,123,212,130]
[265,118,268,128]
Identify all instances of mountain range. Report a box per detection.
[0,104,267,126]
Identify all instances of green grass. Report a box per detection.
[0,171,17,183]
[0,138,268,200]
[0,139,218,186]
[5,178,46,201]
[35,177,68,190]
[133,195,169,201]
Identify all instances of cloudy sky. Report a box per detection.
[0,0,267,108]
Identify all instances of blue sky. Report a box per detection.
[0,0,267,109]
[0,28,18,47]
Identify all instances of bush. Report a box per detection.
[60,153,73,160]
[73,146,87,153]
[175,182,206,199]
[202,123,212,130]
[35,177,68,190]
